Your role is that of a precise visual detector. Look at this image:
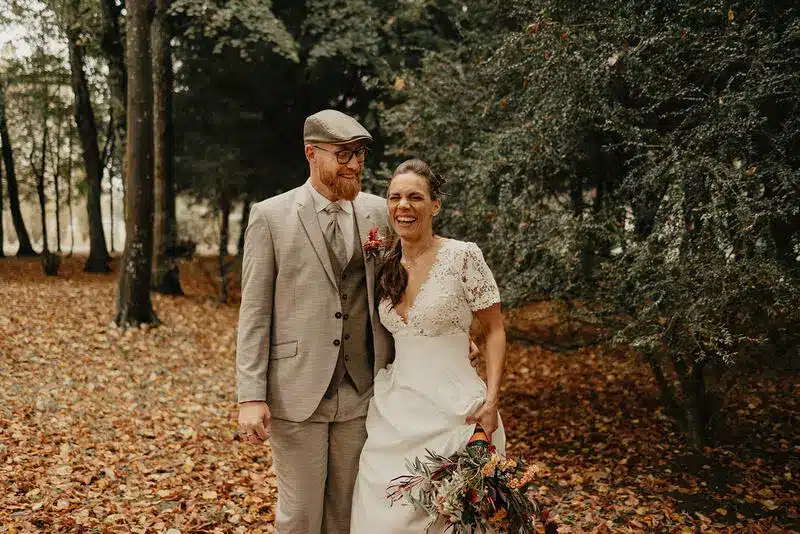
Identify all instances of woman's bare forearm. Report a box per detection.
[475,303,506,408]
[483,325,506,407]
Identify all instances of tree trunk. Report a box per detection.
[67,128,75,256]
[0,150,4,258]
[35,131,48,254]
[34,88,49,254]
[109,173,115,252]
[674,355,712,446]
[151,0,182,295]
[647,356,684,425]
[101,113,116,253]
[219,193,231,304]
[67,19,110,272]
[0,80,36,256]
[99,0,127,180]
[237,197,251,257]
[115,0,159,328]
[54,112,63,254]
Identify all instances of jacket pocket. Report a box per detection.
[270,340,298,360]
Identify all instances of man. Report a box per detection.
[236,110,477,533]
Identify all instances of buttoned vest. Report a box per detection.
[322,213,374,398]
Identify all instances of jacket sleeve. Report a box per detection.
[235,206,276,403]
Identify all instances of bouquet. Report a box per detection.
[387,427,555,533]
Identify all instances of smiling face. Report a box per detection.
[387,172,442,241]
[306,140,365,201]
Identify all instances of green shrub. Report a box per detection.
[384,0,800,444]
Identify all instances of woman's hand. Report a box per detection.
[468,339,481,368]
[466,400,499,441]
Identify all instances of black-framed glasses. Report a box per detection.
[314,145,369,165]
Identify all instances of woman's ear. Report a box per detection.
[433,199,442,216]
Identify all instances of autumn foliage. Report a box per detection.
[1,256,797,532]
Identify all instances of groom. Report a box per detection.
[236,110,478,533]
[236,109,394,534]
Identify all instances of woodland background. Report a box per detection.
[0,0,798,532]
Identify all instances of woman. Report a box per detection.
[351,159,507,532]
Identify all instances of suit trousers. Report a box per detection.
[270,375,373,534]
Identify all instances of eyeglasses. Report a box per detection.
[314,145,369,165]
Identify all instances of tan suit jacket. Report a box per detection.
[236,183,394,422]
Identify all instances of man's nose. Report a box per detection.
[346,154,362,171]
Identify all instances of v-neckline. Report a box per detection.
[395,238,447,325]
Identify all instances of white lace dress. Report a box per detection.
[350,238,506,533]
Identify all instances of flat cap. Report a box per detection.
[303,109,373,145]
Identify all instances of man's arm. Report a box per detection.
[236,207,276,443]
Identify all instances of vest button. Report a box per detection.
[344,355,350,362]
[344,334,350,340]
[343,314,349,320]
[335,312,342,319]
[341,293,348,300]
[333,339,340,346]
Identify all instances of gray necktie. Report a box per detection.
[324,203,347,268]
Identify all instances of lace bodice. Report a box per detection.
[379,239,501,337]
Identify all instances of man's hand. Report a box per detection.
[468,339,481,368]
[238,401,271,444]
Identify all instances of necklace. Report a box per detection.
[400,236,437,270]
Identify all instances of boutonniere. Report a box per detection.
[363,226,387,260]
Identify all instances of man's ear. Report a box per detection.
[304,144,315,162]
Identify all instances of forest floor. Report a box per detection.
[0,256,798,533]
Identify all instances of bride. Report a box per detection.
[350,159,507,533]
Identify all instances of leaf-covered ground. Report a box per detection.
[0,256,797,533]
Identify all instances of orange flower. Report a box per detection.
[508,477,523,489]
[500,459,518,471]
[481,455,501,476]
[489,508,508,523]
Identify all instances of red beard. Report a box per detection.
[322,172,362,201]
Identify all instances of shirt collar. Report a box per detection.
[306,179,353,214]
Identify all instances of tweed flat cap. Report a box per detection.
[303,109,373,145]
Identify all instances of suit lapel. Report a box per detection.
[353,195,376,324]
[296,185,338,290]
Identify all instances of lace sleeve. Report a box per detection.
[461,242,501,311]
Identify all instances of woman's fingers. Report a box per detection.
[466,404,486,424]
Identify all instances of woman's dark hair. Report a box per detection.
[376,159,445,307]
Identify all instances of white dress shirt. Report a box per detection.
[307,179,355,263]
